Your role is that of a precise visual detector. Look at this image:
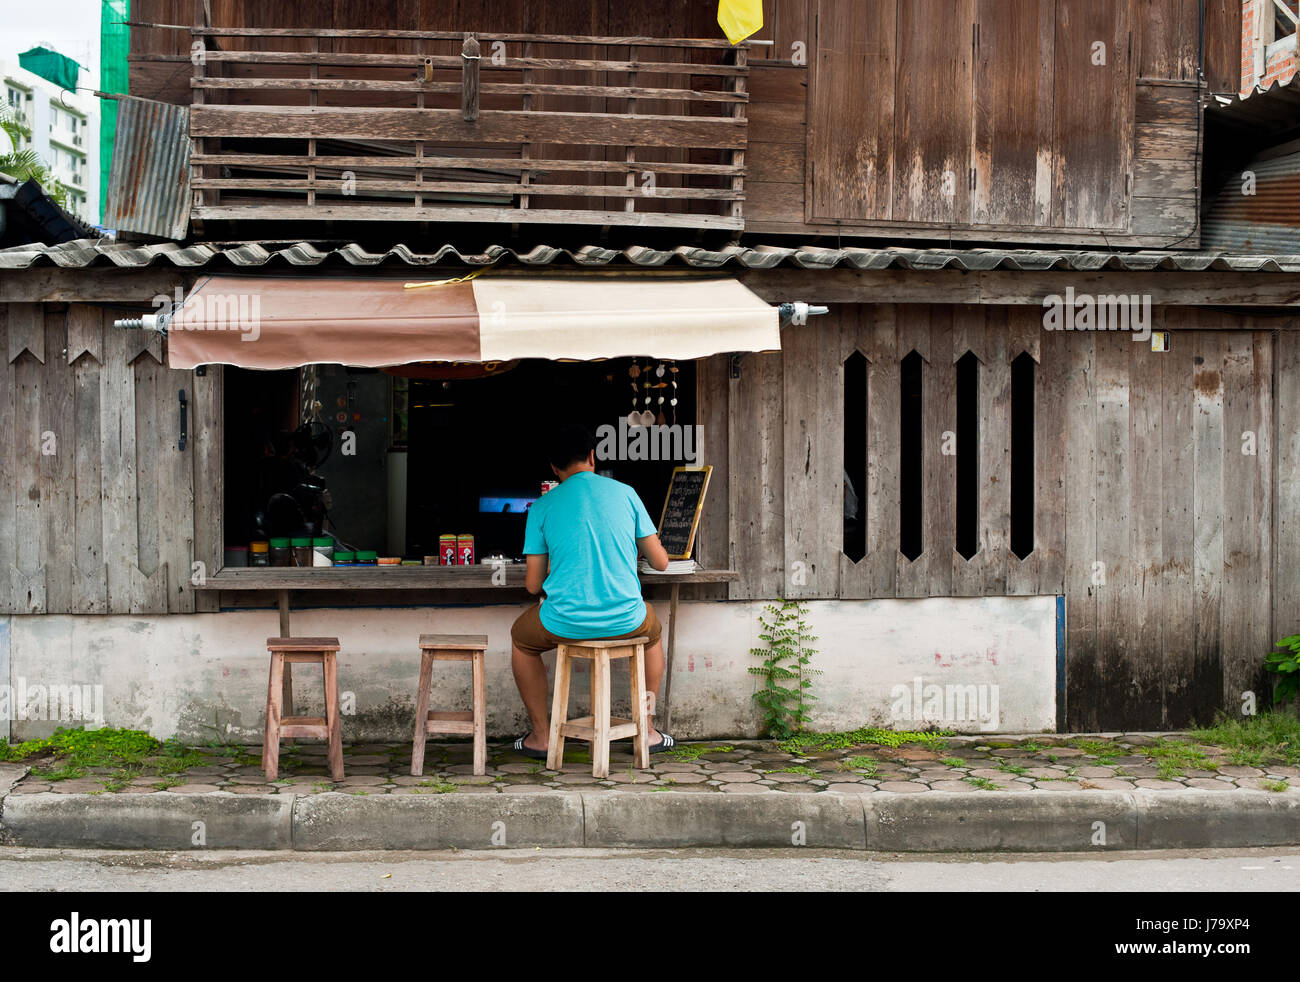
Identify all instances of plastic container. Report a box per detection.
[291,537,313,567]
[378,557,401,567]
[355,550,378,567]
[269,537,292,567]
[224,546,248,568]
[332,550,355,568]
[250,541,270,567]
[312,537,334,566]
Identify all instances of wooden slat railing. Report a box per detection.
[188,26,753,230]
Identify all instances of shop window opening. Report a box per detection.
[220,359,696,566]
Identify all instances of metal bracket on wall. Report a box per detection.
[731,302,830,379]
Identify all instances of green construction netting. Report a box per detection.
[100,0,130,224]
[18,46,80,92]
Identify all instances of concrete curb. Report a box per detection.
[584,790,867,849]
[0,792,294,850]
[293,792,584,850]
[867,791,1140,851]
[1,789,1298,852]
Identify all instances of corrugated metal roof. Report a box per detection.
[1202,151,1300,254]
[5,239,1300,272]
[102,97,191,241]
[1208,78,1300,129]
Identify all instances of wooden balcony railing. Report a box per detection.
[188,27,752,230]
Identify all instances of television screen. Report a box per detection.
[478,495,538,515]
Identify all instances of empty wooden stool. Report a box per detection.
[547,636,651,779]
[412,634,489,777]
[263,637,344,781]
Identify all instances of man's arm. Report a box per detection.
[637,533,670,572]
[524,554,548,594]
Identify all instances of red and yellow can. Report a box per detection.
[439,533,457,566]
[457,533,475,566]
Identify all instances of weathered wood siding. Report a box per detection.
[129,0,718,103]
[0,303,213,615]
[128,0,1202,245]
[708,304,1280,728]
[792,0,1201,245]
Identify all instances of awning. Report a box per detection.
[165,274,780,370]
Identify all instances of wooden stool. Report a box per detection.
[263,637,343,781]
[412,634,489,777]
[547,636,651,779]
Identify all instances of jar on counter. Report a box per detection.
[269,538,293,567]
[355,550,378,567]
[332,550,355,568]
[291,537,313,567]
[250,541,270,567]
[312,537,334,566]
[224,546,248,568]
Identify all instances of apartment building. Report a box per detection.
[1,54,100,225]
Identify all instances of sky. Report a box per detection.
[2,0,105,87]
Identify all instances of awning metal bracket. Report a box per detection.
[731,302,828,380]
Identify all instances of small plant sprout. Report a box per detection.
[748,599,820,740]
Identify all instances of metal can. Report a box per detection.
[540,480,559,495]
[457,533,475,566]
[439,534,457,566]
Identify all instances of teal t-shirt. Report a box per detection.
[522,471,657,638]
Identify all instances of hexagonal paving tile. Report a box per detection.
[876,781,929,793]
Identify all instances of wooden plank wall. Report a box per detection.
[1052,0,1135,231]
[792,0,1203,246]
[1204,0,1246,94]
[130,0,719,103]
[1276,332,1300,683]
[0,303,201,615]
[708,303,1278,728]
[1131,81,1200,242]
[127,0,1203,244]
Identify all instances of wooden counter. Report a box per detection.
[200,566,739,590]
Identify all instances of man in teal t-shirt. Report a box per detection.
[509,424,673,757]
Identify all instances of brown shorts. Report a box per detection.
[510,602,662,657]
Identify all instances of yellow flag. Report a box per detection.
[718,0,763,45]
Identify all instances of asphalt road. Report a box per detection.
[0,846,1296,891]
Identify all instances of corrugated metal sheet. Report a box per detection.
[102,97,191,241]
[1203,151,1300,253]
[4,239,1300,272]
[1208,81,1300,129]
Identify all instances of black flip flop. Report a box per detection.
[647,732,676,754]
[511,735,548,759]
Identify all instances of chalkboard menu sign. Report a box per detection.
[657,466,712,560]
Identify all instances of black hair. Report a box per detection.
[547,423,596,471]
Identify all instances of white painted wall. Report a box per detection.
[1,597,1058,743]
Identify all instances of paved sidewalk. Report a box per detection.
[6,732,1298,797]
[3,733,1298,852]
